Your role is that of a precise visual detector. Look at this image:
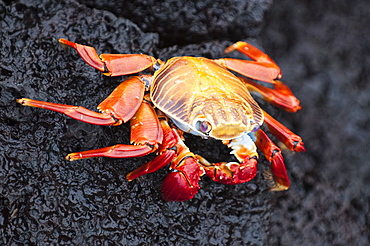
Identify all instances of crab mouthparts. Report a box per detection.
[209,123,248,140]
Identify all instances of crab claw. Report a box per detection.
[254,129,290,190]
[161,156,204,202]
[198,156,258,185]
[269,151,290,191]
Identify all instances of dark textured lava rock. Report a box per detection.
[261,0,370,245]
[78,0,273,48]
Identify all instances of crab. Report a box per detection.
[17,39,305,201]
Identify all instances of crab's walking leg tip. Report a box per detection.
[270,184,290,191]
[65,153,78,161]
[224,41,244,53]
[294,141,306,152]
[16,98,40,107]
[58,38,77,48]
[16,98,28,105]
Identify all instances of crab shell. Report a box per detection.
[150,57,263,140]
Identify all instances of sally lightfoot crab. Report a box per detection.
[17,39,305,201]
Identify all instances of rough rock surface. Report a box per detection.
[80,0,272,48]
[1,0,369,245]
[261,1,370,244]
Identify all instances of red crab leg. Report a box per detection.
[263,111,306,152]
[16,98,118,125]
[98,76,147,123]
[239,77,302,113]
[126,117,179,181]
[66,101,163,160]
[254,129,290,191]
[126,117,204,202]
[216,41,281,84]
[162,154,204,202]
[125,150,176,180]
[197,134,258,185]
[17,76,147,125]
[59,38,157,76]
[161,138,204,202]
[197,155,258,186]
[66,144,154,160]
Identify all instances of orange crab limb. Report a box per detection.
[162,156,203,202]
[126,118,178,180]
[126,117,204,201]
[225,41,280,69]
[17,75,148,126]
[66,101,163,160]
[129,101,163,146]
[126,150,176,181]
[98,76,146,123]
[219,58,281,84]
[197,155,258,185]
[197,134,258,185]
[162,133,204,201]
[239,77,302,112]
[66,144,154,160]
[254,129,290,190]
[217,41,282,84]
[59,38,157,76]
[16,98,118,125]
[263,111,306,152]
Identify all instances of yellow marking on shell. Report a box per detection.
[150,57,263,140]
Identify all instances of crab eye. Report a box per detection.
[249,119,260,132]
[251,124,260,132]
[195,120,212,134]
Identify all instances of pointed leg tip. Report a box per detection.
[16,98,33,106]
[16,98,25,104]
[270,184,290,191]
[299,146,306,152]
[294,142,306,152]
[224,41,248,53]
[125,172,137,181]
[65,153,78,161]
[59,38,70,44]
[224,43,239,54]
[59,38,76,49]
